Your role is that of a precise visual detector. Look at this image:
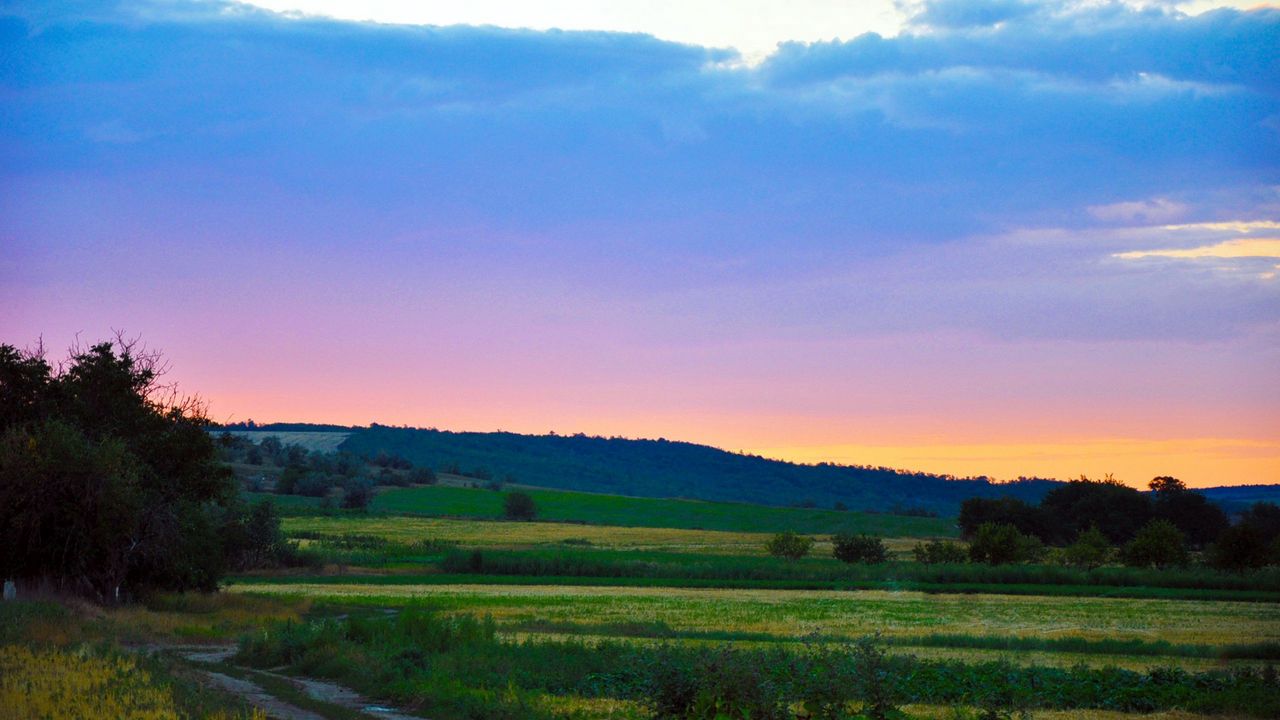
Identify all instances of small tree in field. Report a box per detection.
[1122,519,1188,569]
[1062,526,1111,570]
[968,523,1043,565]
[504,491,537,521]
[832,533,889,564]
[766,531,814,560]
[912,539,967,564]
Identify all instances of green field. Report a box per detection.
[369,484,957,536]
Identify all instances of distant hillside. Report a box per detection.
[217,423,1055,514]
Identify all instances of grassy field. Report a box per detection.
[370,484,956,536]
[283,515,927,556]
[227,583,1280,649]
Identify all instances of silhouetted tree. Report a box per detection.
[504,491,537,521]
[0,337,255,601]
[1040,476,1152,544]
[1239,502,1280,544]
[968,523,1044,565]
[1208,524,1271,572]
[1149,476,1228,548]
[1062,526,1111,570]
[832,533,888,564]
[912,539,967,564]
[958,497,1053,542]
[1122,519,1188,569]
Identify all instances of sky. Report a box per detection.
[2,0,1278,488]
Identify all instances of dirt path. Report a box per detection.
[133,644,425,720]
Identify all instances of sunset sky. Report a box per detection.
[2,0,1278,487]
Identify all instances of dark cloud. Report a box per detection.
[2,0,1277,343]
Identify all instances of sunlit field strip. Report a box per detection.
[504,631,1260,672]
[227,583,1280,647]
[283,515,928,556]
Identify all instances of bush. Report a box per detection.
[504,491,537,521]
[833,533,889,564]
[341,479,375,511]
[969,523,1044,565]
[913,539,967,564]
[1208,524,1272,572]
[1062,526,1112,570]
[644,646,789,720]
[1122,519,1188,569]
[765,531,814,560]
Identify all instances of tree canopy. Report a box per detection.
[0,337,279,601]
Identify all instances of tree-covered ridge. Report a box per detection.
[324,424,1055,514]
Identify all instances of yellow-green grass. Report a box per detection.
[282,515,926,557]
[228,583,1280,648]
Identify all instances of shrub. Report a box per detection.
[968,523,1043,565]
[765,531,814,560]
[1208,524,1272,572]
[912,539,967,564]
[1062,526,1111,570]
[504,491,537,521]
[341,479,375,511]
[1122,519,1189,569]
[409,467,438,485]
[833,533,889,564]
[645,646,789,720]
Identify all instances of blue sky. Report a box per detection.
[2,0,1278,484]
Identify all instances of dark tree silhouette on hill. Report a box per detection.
[504,491,538,521]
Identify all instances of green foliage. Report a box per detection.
[1208,523,1273,572]
[0,339,258,600]
[765,531,814,560]
[341,479,375,511]
[1151,476,1229,548]
[1061,526,1111,570]
[832,533,889,564]
[912,539,967,564]
[968,524,1044,565]
[503,491,537,521]
[1041,475,1153,544]
[1122,519,1189,569]
[236,609,1280,719]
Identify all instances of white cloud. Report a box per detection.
[1088,197,1188,223]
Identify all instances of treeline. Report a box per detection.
[0,339,297,602]
[335,424,1059,514]
[960,476,1280,571]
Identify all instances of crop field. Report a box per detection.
[371,484,957,536]
[283,515,927,556]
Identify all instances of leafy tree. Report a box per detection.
[1149,476,1227,547]
[968,523,1043,565]
[0,338,248,601]
[1239,502,1280,544]
[1062,526,1111,570]
[1040,476,1152,544]
[504,491,538,521]
[341,478,375,511]
[912,539,967,564]
[258,435,283,461]
[1121,519,1188,569]
[766,531,814,560]
[958,497,1052,542]
[832,533,888,564]
[1208,524,1271,572]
